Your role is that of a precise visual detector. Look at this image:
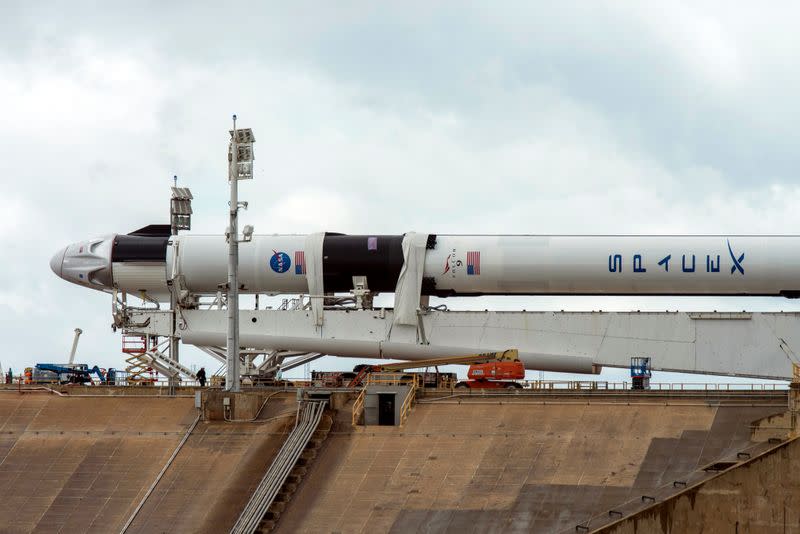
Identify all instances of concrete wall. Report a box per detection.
[200,389,352,420]
[277,400,783,533]
[597,436,800,534]
[364,385,409,426]
[0,393,197,533]
[125,397,297,533]
[2,384,200,396]
[0,390,300,533]
[201,389,297,420]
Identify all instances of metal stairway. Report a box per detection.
[125,350,197,381]
[230,400,327,534]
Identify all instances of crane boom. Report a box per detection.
[374,349,520,371]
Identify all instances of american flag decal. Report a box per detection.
[467,251,481,275]
[295,251,306,275]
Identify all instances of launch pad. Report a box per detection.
[1,383,797,533]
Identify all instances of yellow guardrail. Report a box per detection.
[352,388,366,426]
[365,372,417,386]
[399,380,417,427]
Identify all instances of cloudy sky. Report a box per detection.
[3,2,800,382]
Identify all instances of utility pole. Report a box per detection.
[169,177,192,393]
[169,176,180,394]
[226,115,255,392]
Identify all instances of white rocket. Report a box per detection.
[50,226,800,299]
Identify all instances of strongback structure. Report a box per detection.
[122,306,798,380]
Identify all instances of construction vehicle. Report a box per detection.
[312,370,358,388]
[32,363,114,385]
[315,369,456,389]
[67,328,83,364]
[347,349,524,389]
[630,357,652,390]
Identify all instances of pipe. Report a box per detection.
[230,400,326,534]
[223,390,288,423]
[119,413,200,534]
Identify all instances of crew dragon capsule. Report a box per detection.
[50,225,800,299]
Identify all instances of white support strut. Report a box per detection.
[393,232,429,326]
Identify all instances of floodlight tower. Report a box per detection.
[169,178,192,388]
[226,115,255,392]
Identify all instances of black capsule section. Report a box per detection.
[112,235,169,262]
[322,234,404,292]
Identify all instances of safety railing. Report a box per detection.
[518,380,788,391]
[352,388,366,426]
[364,372,418,386]
[121,334,148,354]
[399,380,417,427]
[2,376,789,392]
[9,377,203,389]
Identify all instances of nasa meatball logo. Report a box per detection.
[269,250,291,273]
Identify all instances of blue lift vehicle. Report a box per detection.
[630,357,652,390]
[34,363,114,385]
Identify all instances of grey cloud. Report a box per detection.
[3,1,800,379]
[5,1,799,192]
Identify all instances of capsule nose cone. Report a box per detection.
[50,247,66,278]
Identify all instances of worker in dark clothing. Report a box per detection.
[197,367,206,387]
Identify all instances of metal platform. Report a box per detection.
[0,387,794,533]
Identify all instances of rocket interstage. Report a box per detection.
[50,231,800,300]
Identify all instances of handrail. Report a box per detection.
[352,388,366,426]
[365,373,417,386]
[0,382,788,391]
[571,435,800,532]
[399,380,417,427]
[120,413,200,533]
[517,380,789,391]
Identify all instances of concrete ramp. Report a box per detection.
[0,393,196,533]
[596,434,800,533]
[123,393,297,534]
[276,398,785,533]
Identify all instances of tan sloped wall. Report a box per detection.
[597,436,800,534]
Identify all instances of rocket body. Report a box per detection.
[51,229,800,299]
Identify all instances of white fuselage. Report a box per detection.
[165,234,798,297]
